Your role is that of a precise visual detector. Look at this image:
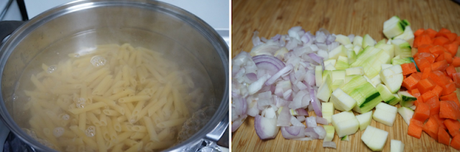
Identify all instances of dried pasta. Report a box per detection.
[22,44,205,151]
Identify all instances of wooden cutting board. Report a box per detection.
[231,0,460,151]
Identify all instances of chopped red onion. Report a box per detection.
[232,115,247,132]
[323,141,337,149]
[327,41,340,51]
[260,37,269,43]
[254,115,279,140]
[246,73,258,81]
[314,126,326,139]
[281,126,306,139]
[253,55,285,75]
[307,53,323,65]
[348,34,355,43]
[265,64,293,86]
[304,127,319,139]
[282,89,292,100]
[233,97,247,116]
[316,116,328,125]
[248,74,271,95]
[250,40,282,56]
[295,81,308,90]
[305,69,316,86]
[277,107,291,126]
[300,32,312,44]
[316,50,329,61]
[306,116,317,128]
[290,90,308,110]
[317,43,328,51]
[326,34,336,45]
[295,108,308,116]
[262,107,277,119]
[271,34,281,41]
[288,26,303,41]
[296,115,306,122]
[318,28,331,35]
[290,116,305,127]
[315,31,327,43]
[310,45,319,52]
[309,88,323,117]
[247,102,259,117]
[252,31,263,47]
[285,38,300,51]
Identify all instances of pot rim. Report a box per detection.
[0,0,229,151]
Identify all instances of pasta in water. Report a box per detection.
[22,43,205,151]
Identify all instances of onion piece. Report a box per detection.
[246,73,258,81]
[304,127,319,139]
[309,88,323,117]
[316,116,328,125]
[296,108,308,116]
[290,116,305,127]
[254,115,279,140]
[232,115,247,132]
[348,34,355,43]
[265,64,293,86]
[281,126,306,139]
[315,31,327,43]
[296,115,306,122]
[314,126,326,139]
[277,107,291,126]
[252,31,263,47]
[253,55,286,75]
[306,117,317,128]
[248,74,271,95]
[323,141,337,149]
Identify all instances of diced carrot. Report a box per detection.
[414,36,422,48]
[403,75,419,90]
[436,53,446,62]
[451,134,460,150]
[419,34,433,46]
[423,116,439,141]
[437,28,452,37]
[429,45,446,57]
[442,82,456,95]
[408,119,424,139]
[430,71,451,86]
[417,52,436,63]
[421,67,432,79]
[425,96,440,115]
[417,96,424,104]
[438,127,451,146]
[440,92,460,106]
[422,90,436,101]
[446,65,457,78]
[401,63,417,76]
[456,36,460,45]
[452,57,460,67]
[418,44,434,53]
[425,28,438,39]
[440,101,460,120]
[411,88,421,97]
[445,119,460,137]
[443,51,454,64]
[453,72,460,88]
[433,36,450,46]
[414,28,425,37]
[417,78,436,94]
[413,102,430,122]
[444,43,459,56]
[431,60,449,71]
[432,85,443,98]
[433,114,447,130]
[445,33,458,42]
[416,58,432,73]
[413,72,423,80]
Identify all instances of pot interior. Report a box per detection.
[0,1,228,151]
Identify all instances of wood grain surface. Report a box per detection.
[231,0,460,151]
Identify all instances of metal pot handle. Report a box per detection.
[0,21,24,44]
[197,112,229,152]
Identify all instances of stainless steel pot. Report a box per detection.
[0,0,228,151]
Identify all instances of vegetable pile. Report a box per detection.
[232,15,460,151]
[406,27,460,149]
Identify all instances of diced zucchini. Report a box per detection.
[397,106,414,125]
[317,75,332,102]
[362,34,376,48]
[335,34,351,45]
[398,91,416,108]
[345,67,364,76]
[356,111,373,130]
[330,88,357,112]
[373,102,397,126]
[361,126,389,151]
[329,45,347,59]
[391,140,404,152]
[392,39,412,58]
[335,56,349,70]
[332,111,359,137]
[353,36,364,47]
[315,66,323,87]
[323,125,335,142]
[322,102,334,123]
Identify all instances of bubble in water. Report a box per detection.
[61,114,70,120]
[12,95,18,101]
[85,126,96,137]
[76,103,85,108]
[90,56,106,67]
[47,65,57,73]
[53,127,64,137]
